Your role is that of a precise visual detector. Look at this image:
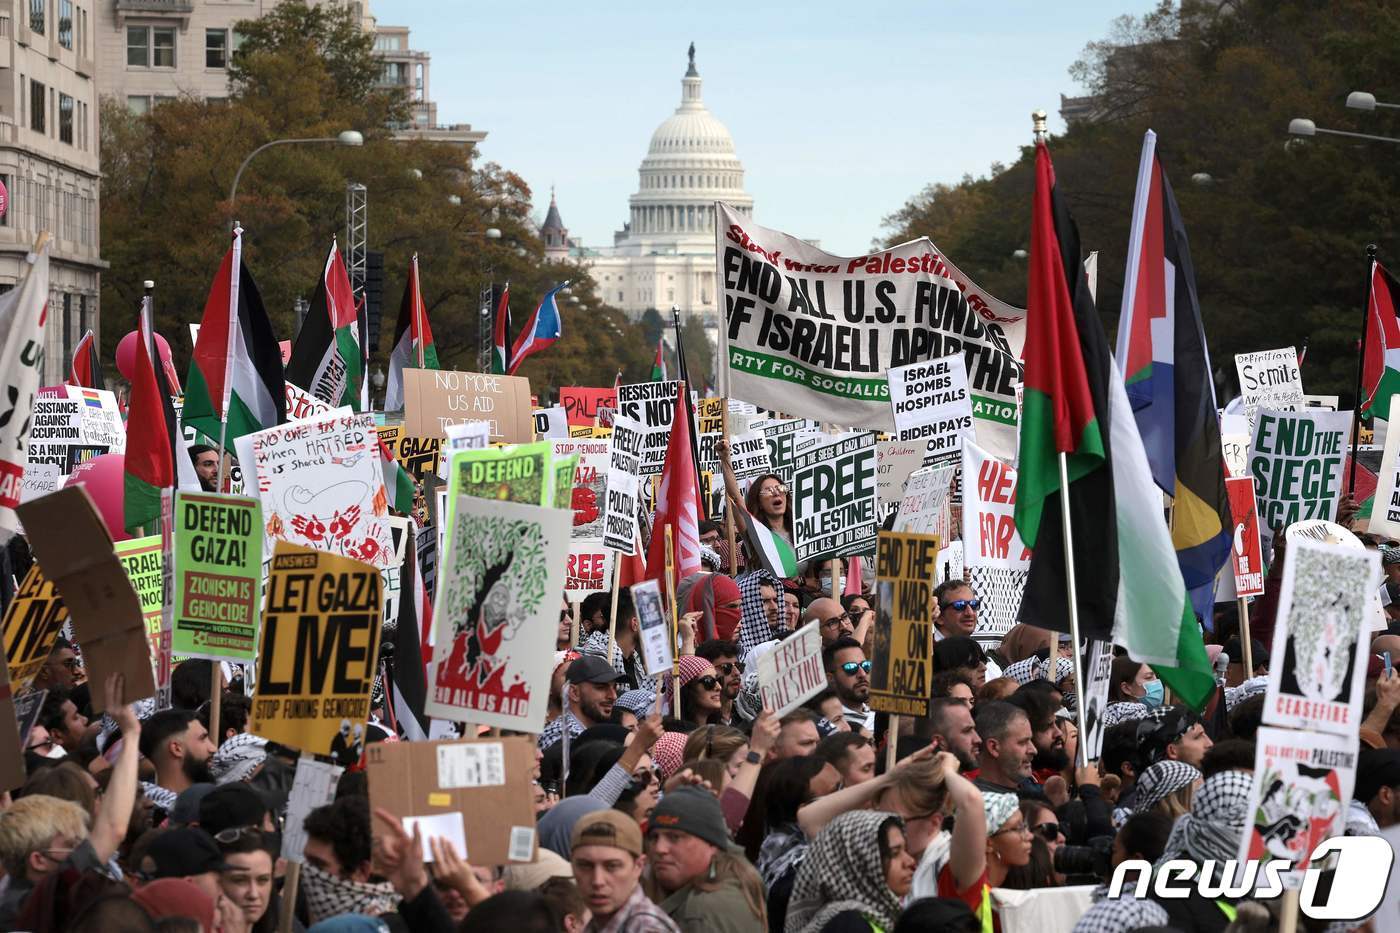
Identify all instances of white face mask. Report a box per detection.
[819,574,833,594]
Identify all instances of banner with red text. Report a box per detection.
[960,441,1030,571]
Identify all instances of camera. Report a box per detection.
[1054,835,1114,881]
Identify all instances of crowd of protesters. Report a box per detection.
[2,453,1399,933]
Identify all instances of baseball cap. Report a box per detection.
[647,786,731,850]
[199,782,271,836]
[132,878,217,929]
[565,655,628,685]
[570,809,644,858]
[138,828,233,879]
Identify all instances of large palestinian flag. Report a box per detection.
[384,253,440,411]
[183,227,285,443]
[286,241,362,410]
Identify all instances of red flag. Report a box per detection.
[66,329,104,389]
[123,305,174,531]
[645,382,702,590]
[618,539,647,591]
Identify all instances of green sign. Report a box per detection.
[552,453,578,511]
[114,535,166,679]
[172,491,263,662]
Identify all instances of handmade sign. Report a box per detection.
[1239,726,1356,887]
[887,355,975,460]
[249,412,394,568]
[632,579,672,677]
[64,386,125,451]
[875,440,925,525]
[251,543,382,765]
[870,531,939,717]
[756,620,826,717]
[559,387,617,428]
[603,416,642,554]
[1249,407,1349,555]
[893,461,958,538]
[961,441,1031,570]
[791,432,877,562]
[285,381,334,421]
[1262,538,1377,737]
[1235,347,1304,425]
[366,736,537,866]
[715,204,1025,460]
[170,492,262,662]
[1225,476,1265,598]
[401,369,533,443]
[426,496,570,732]
[1,564,67,691]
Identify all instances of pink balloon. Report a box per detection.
[64,453,132,542]
[115,330,173,382]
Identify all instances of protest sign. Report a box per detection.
[1235,347,1304,424]
[377,426,442,480]
[875,439,925,524]
[249,412,394,568]
[427,497,570,732]
[1225,476,1265,598]
[114,536,166,689]
[870,531,939,717]
[25,397,83,473]
[1262,539,1377,737]
[2,564,67,691]
[533,406,568,438]
[962,441,1031,570]
[893,461,958,537]
[1249,407,1349,555]
[1221,433,1250,478]
[632,579,672,676]
[761,419,817,484]
[560,387,618,428]
[401,369,533,443]
[617,380,681,428]
[887,355,975,460]
[251,543,382,764]
[715,203,1025,460]
[444,420,492,452]
[565,544,613,601]
[383,516,410,626]
[695,397,725,471]
[1080,641,1114,762]
[553,439,609,538]
[65,386,124,448]
[937,540,964,585]
[603,416,642,554]
[729,431,773,481]
[443,442,554,512]
[552,453,577,512]
[1240,726,1356,887]
[280,756,344,862]
[756,620,826,717]
[792,432,877,562]
[18,461,62,504]
[366,736,537,865]
[1369,395,1400,539]
[171,492,262,662]
[0,661,20,791]
[17,487,155,709]
[285,381,333,422]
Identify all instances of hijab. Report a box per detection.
[785,810,905,933]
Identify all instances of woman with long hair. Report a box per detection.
[786,810,917,933]
[671,655,724,727]
[1104,656,1158,726]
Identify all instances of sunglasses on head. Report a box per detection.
[1034,822,1061,841]
[840,660,872,676]
[940,598,981,612]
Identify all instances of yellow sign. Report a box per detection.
[869,530,940,717]
[2,564,68,692]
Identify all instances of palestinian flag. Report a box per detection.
[183,228,286,443]
[743,517,798,578]
[489,284,510,375]
[384,254,440,411]
[124,300,175,531]
[651,337,668,381]
[377,436,415,514]
[1014,139,1213,710]
[286,241,362,410]
[1362,261,1400,421]
[66,330,104,389]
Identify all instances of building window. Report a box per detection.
[127,95,149,114]
[205,28,226,68]
[29,80,44,132]
[128,25,174,67]
[126,25,146,65]
[58,93,72,143]
[153,26,174,66]
[57,0,69,47]
[29,0,42,35]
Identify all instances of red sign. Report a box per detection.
[559,387,617,428]
[1226,476,1265,597]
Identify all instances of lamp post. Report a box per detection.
[1287,117,1400,146]
[227,130,364,225]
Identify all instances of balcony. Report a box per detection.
[114,0,192,28]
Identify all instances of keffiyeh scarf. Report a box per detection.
[738,570,782,656]
[301,863,400,926]
[1157,770,1254,865]
[785,810,904,933]
[209,732,268,784]
[756,822,809,890]
[1133,760,1200,814]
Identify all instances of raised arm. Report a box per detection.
[941,754,987,891]
[90,674,140,864]
[715,438,749,534]
[797,743,936,838]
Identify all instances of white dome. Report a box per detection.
[647,108,737,156]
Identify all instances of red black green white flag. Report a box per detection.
[384,253,440,411]
[66,330,104,390]
[124,298,194,531]
[286,240,363,410]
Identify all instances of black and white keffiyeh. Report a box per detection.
[1132,760,1200,814]
[785,810,904,933]
[737,569,782,657]
[1157,769,1253,865]
[301,863,400,925]
[1101,700,1151,727]
[209,732,268,784]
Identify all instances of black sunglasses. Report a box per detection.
[715,661,743,675]
[695,675,721,690]
[1034,822,1061,841]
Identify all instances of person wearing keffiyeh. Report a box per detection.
[1131,760,1201,817]
[738,570,785,658]
[784,810,914,933]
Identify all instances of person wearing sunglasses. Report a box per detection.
[823,636,873,735]
[673,654,725,726]
[934,580,982,640]
[32,636,83,690]
[696,638,745,726]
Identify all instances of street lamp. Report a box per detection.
[1346,91,1400,112]
[1287,117,1400,145]
[228,130,364,222]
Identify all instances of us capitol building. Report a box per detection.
[540,45,755,322]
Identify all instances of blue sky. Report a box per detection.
[382,1,1160,255]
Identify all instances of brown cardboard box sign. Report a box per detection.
[366,736,537,866]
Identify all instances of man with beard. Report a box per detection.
[1009,689,1069,783]
[824,636,872,734]
[538,656,627,751]
[696,639,744,726]
[928,697,981,770]
[139,708,218,813]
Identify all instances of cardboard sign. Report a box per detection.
[559,387,618,428]
[249,412,394,569]
[171,492,263,662]
[1236,347,1304,425]
[1225,476,1265,597]
[961,441,1031,570]
[16,487,155,709]
[756,620,826,717]
[870,531,939,717]
[427,497,570,732]
[281,756,344,862]
[366,736,537,866]
[1080,640,1114,762]
[632,579,672,677]
[114,536,166,691]
[0,660,23,791]
[1240,726,1356,887]
[377,426,442,480]
[1249,407,1349,555]
[603,417,641,555]
[251,543,383,764]
[887,355,975,460]
[1369,395,1400,540]
[729,431,773,481]
[1262,539,1377,737]
[402,369,533,443]
[792,432,877,562]
[2,564,68,691]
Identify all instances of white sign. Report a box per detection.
[961,441,1031,570]
[1080,641,1114,762]
[791,432,878,562]
[1236,347,1304,425]
[632,579,672,677]
[603,415,643,554]
[756,620,826,717]
[893,462,958,538]
[875,439,925,524]
[533,406,568,439]
[281,756,344,862]
[887,354,975,460]
[1370,395,1400,540]
[729,431,773,480]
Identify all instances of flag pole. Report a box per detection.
[605,552,623,664]
[665,525,680,718]
[1058,451,1090,769]
[1351,244,1379,494]
[721,401,737,575]
[413,254,425,369]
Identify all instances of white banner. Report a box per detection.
[791,432,877,562]
[887,354,975,461]
[961,441,1031,570]
[715,203,1025,460]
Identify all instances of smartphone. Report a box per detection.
[1385,651,1393,678]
